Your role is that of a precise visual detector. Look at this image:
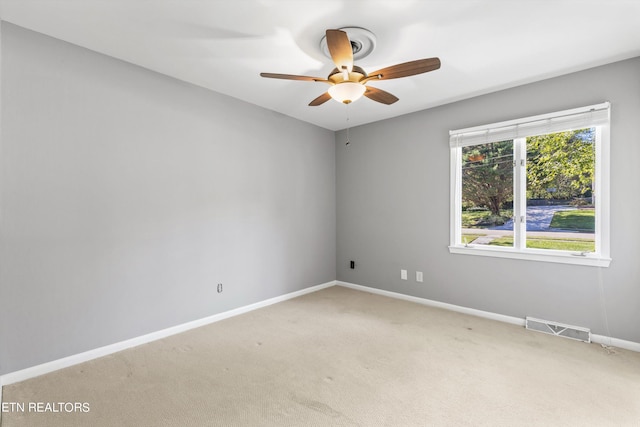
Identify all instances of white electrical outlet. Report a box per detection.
[416,271,423,283]
[401,269,407,280]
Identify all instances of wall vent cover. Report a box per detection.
[525,317,591,343]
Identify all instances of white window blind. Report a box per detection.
[449,102,610,148]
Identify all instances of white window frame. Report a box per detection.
[449,102,611,267]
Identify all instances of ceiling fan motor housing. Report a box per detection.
[328,65,367,84]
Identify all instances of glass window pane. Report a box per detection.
[461,141,514,247]
[525,129,595,252]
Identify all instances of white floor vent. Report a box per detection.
[525,317,591,343]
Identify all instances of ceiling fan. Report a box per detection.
[260,29,440,106]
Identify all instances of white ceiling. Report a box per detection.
[2,0,640,131]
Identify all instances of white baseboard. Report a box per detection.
[0,280,336,386]
[3,279,638,389]
[591,334,640,352]
[336,281,640,353]
[337,281,525,326]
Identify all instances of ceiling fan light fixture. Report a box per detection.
[328,82,366,104]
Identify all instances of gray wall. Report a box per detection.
[0,23,336,375]
[337,57,640,343]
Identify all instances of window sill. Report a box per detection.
[448,245,611,267]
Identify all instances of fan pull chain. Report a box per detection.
[345,103,351,146]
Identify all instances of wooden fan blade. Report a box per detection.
[364,86,399,105]
[309,92,332,106]
[260,73,328,83]
[326,29,353,72]
[368,58,441,80]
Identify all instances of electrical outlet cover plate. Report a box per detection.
[401,269,407,280]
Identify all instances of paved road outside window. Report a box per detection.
[491,205,576,231]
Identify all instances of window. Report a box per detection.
[449,103,610,267]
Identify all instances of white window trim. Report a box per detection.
[449,102,611,268]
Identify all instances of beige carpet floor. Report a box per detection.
[2,286,639,426]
